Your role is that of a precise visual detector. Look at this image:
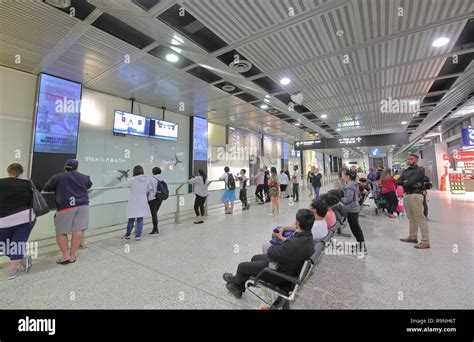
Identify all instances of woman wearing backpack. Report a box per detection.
[148,167,165,235]
[220,166,236,214]
[189,169,208,224]
[121,165,152,241]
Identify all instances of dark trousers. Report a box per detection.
[255,184,264,203]
[232,254,290,291]
[263,184,270,202]
[347,212,365,246]
[381,191,398,214]
[239,188,248,208]
[194,195,207,216]
[0,221,34,261]
[148,198,163,232]
[292,183,299,201]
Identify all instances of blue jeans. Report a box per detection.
[126,217,143,238]
[0,221,34,261]
[313,185,321,200]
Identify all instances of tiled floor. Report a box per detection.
[0,189,472,309]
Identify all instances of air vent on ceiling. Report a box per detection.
[267,108,279,114]
[45,0,70,8]
[229,60,252,73]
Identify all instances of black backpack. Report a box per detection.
[155,179,169,201]
[226,173,236,190]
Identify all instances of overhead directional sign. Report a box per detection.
[370,147,381,156]
[461,128,474,147]
[295,132,409,150]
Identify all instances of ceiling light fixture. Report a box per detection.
[166,54,179,63]
[409,100,419,105]
[336,128,341,132]
[432,37,450,47]
[321,114,328,119]
[280,77,291,85]
[260,104,269,109]
[264,98,270,103]
[401,121,408,124]
[265,94,271,99]
[336,30,344,37]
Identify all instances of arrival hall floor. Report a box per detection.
[0,189,472,309]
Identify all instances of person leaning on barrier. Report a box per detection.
[0,163,38,280]
[189,169,208,224]
[43,159,92,264]
[148,167,165,235]
[222,209,315,299]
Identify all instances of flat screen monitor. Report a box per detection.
[193,116,208,161]
[150,119,178,141]
[370,147,381,157]
[33,73,82,154]
[113,110,150,137]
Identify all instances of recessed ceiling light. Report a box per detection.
[264,98,270,103]
[432,37,450,47]
[321,114,328,119]
[265,94,271,99]
[260,104,269,109]
[280,77,291,85]
[401,121,408,124]
[336,128,341,132]
[166,54,179,62]
[295,123,301,126]
[336,30,344,37]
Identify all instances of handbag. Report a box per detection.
[30,180,50,216]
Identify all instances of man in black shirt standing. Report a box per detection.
[397,154,430,249]
[222,209,315,298]
[263,166,270,203]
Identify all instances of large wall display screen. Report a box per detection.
[193,116,208,161]
[263,135,282,158]
[113,110,150,137]
[33,73,82,154]
[150,119,179,141]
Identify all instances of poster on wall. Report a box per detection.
[263,135,282,158]
[33,73,82,154]
[193,116,208,161]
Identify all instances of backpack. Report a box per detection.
[226,173,236,190]
[155,179,169,201]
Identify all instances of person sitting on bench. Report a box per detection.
[222,209,315,299]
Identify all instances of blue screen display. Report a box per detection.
[283,141,288,160]
[370,147,381,156]
[461,128,474,147]
[193,116,208,161]
[33,74,82,154]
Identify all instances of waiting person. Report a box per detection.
[327,189,347,224]
[121,165,151,241]
[269,167,280,215]
[320,194,338,228]
[284,168,292,198]
[341,170,367,253]
[338,162,348,180]
[311,167,323,200]
[397,154,430,249]
[309,199,329,239]
[236,169,250,211]
[279,169,289,199]
[252,168,265,205]
[380,168,398,218]
[0,163,37,279]
[263,166,270,203]
[367,167,377,196]
[220,166,236,214]
[222,209,315,299]
[148,167,165,234]
[189,169,208,224]
[44,159,92,264]
[292,165,301,202]
[307,167,313,196]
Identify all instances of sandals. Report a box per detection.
[56,258,76,265]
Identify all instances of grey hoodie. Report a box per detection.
[341,180,360,213]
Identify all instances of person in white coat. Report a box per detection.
[121,165,151,241]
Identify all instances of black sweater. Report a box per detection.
[0,178,38,218]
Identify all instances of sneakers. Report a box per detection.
[123,235,130,240]
[7,268,21,280]
[414,242,430,249]
[222,273,234,284]
[135,236,141,241]
[225,283,243,299]
[400,237,418,243]
[246,204,250,210]
[20,256,32,273]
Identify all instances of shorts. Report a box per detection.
[54,205,89,235]
[280,184,287,192]
[221,189,236,203]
